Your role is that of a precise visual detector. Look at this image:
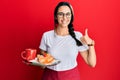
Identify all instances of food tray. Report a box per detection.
[29,58,60,66]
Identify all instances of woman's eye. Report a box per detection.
[58,13,63,16]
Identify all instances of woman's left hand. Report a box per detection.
[80,29,94,45]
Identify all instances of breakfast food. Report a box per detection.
[37,53,54,65]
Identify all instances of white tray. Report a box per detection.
[29,58,61,66]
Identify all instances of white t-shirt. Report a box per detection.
[39,30,89,71]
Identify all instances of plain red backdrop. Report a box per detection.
[0,0,120,80]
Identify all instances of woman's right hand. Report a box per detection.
[22,60,32,65]
[22,59,46,69]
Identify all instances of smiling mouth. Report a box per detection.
[62,21,67,24]
[62,22,66,24]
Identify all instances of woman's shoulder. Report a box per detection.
[74,31,83,36]
[44,30,54,34]
[42,30,54,36]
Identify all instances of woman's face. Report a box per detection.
[57,6,72,27]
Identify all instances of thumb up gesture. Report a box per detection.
[80,29,95,46]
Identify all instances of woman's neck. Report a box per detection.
[55,26,69,36]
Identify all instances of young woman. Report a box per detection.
[39,1,96,80]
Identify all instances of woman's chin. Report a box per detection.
[60,24,68,27]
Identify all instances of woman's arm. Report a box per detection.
[80,44,96,67]
[80,29,96,67]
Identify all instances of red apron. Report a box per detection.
[41,67,80,80]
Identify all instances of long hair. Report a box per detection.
[54,2,82,46]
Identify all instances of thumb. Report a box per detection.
[85,28,88,36]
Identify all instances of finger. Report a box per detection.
[85,28,88,36]
[80,37,87,44]
[22,60,32,65]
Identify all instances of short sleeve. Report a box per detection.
[75,31,89,52]
[39,33,47,51]
[78,44,89,52]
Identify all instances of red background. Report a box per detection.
[1,0,120,80]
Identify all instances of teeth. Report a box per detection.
[62,21,66,23]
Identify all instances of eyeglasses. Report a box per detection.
[57,12,71,18]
